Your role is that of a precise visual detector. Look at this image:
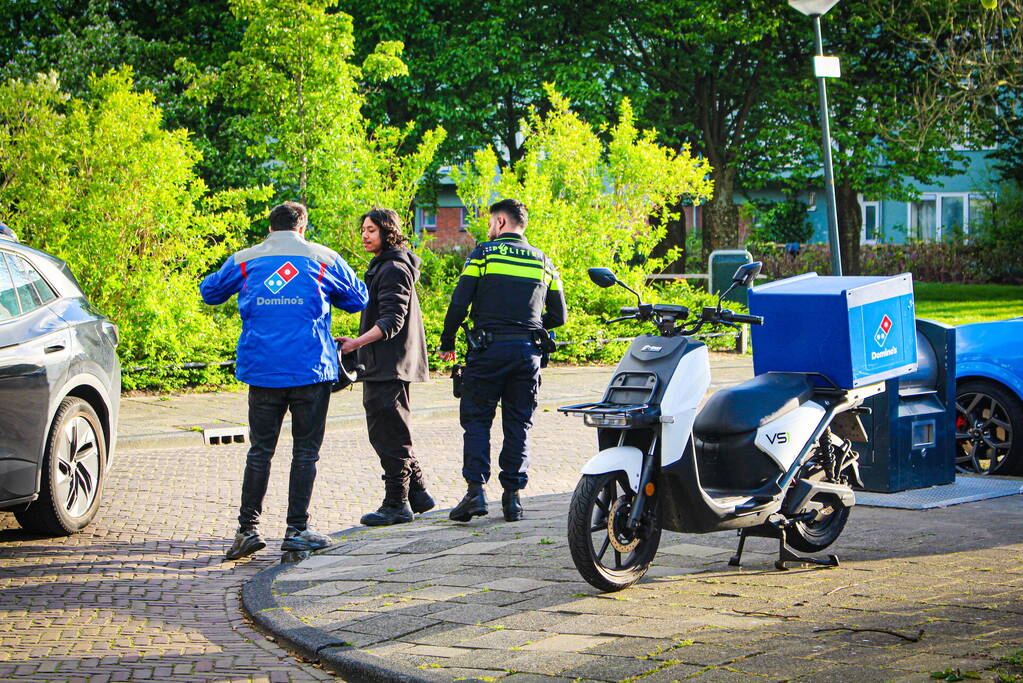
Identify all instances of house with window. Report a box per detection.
[744,149,999,245]
[416,146,1001,252]
[413,171,475,249]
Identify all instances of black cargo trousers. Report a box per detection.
[362,379,427,499]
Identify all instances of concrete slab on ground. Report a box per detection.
[245,491,1023,683]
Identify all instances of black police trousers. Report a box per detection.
[459,339,541,491]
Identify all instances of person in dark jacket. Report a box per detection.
[339,208,434,526]
[201,202,368,560]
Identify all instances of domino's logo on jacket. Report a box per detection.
[199,231,368,388]
[265,261,299,294]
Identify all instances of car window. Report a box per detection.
[4,253,56,314]
[0,254,19,320]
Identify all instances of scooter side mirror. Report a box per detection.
[732,261,762,288]
[588,267,619,288]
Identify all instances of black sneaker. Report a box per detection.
[225,528,266,560]
[281,527,332,552]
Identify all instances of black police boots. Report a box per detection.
[360,497,414,526]
[408,483,436,514]
[502,489,523,522]
[449,482,488,522]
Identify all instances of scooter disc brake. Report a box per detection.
[607,497,639,553]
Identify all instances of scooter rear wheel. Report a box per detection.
[784,495,850,554]
[567,472,661,592]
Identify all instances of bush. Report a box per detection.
[748,196,813,244]
[0,69,269,390]
[748,241,1023,285]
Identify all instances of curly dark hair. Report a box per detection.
[360,208,408,249]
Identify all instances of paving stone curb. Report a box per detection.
[242,527,486,683]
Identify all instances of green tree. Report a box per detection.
[0,0,250,188]
[180,0,445,262]
[0,68,269,388]
[575,0,806,262]
[746,2,965,274]
[865,0,1022,182]
[347,0,611,167]
[449,88,717,361]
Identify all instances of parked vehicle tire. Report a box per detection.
[567,472,661,592]
[785,494,850,554]
[15,397,106,535]
[955,378,1023,476]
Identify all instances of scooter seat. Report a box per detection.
[694,372,815,437]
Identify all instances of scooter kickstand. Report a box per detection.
[728,530,748,567]
[774,539,839,571]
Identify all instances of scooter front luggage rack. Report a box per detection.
[557,401,658,428]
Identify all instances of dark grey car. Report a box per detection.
[0,236,120,535]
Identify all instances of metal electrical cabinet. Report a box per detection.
[854,319,957,492]
[708,249,752,305]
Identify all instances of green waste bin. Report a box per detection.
[708,249,752,305]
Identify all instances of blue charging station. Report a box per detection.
[747,272,955,492]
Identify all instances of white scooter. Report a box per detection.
[559,263,882,591]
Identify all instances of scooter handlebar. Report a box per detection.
[724,311,764,326]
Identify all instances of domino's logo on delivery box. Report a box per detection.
[264,261,299,294]
[871,314,898,360]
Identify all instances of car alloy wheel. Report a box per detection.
[955,379,1023,476]
[14,397,107,535]
[53,414,102,519]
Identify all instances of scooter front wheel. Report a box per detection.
[567,472,661,592]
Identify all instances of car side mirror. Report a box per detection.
[732,261,762,288]
[588,268,619,288]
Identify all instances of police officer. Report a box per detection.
[439,198,567,522]
[201,202,368,560]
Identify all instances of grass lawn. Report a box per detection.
[914,282,1023,326]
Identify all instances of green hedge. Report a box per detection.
[751,241,1023,285]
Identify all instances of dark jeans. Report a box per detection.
[238,382,331,531]
[362,380,425,500]
[459,340,541,490]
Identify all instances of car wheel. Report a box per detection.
[15,397,106,535]
[955,378,1023,476]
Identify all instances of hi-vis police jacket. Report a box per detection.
[200,230,368,388]
[440,232,567,352]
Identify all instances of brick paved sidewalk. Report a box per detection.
[247,491,1023,682]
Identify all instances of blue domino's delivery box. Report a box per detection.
[747,273,917,389]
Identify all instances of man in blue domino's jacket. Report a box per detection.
[201,202,368,560]
[439,198,567,523]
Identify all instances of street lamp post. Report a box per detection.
[788,0,843,276]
